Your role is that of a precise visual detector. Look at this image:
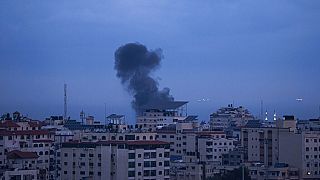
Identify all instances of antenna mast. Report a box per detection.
[64,84,67,121]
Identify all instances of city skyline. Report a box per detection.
[1,1,320,122]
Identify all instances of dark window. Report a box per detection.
[128,162,135,168]
[128,171,135,177]
[164,161,170,167]
[129,153,135,159]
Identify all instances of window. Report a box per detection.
[306,147,310,151]
[162,135,167,138]
[80,154,85,157]
[143,136,146,140]
[151,170,156,176]
[128,162,135,168]
[159,171,163,175]
[89,154,94,157]
[306,139,309,143]
[164,152,169,158]
[64,171,67,174]
[164,161,170,167]
[129,153,135,159]
[315,147,318,151]
[80,171,85,175]
[144,170,150,176]
[144,161,150,167]
[159,162,162,166]
[64,162,68,165]
[158,153,162,158]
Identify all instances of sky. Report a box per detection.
[1,0,320,123]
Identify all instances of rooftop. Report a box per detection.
[7,150,39,159]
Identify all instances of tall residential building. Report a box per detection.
[210,104,255,131]
[59,140,170,180]
[136,101,188,131]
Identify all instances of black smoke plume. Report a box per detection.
[114,43,174,112]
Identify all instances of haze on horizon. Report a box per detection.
[0,0,320,122]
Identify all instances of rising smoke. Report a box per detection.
[114,43,174,112]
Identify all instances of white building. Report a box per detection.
[59,140,171,180]
[210,104,255,130]
[136,101,188,131]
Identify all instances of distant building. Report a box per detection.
[209,104,255,131]
[136,101,188,131]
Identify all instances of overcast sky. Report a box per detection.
[1,0,320,122]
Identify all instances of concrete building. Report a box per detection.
[198,133,236,164]
[249,163,299,180]
[0,120,55,179]
[59,140,170,180]
[136,101,188,131]
[210,104,255,131]
[3,150,39,180]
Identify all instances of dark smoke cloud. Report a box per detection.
[114,43,174,112]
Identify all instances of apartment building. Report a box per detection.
[4,150,39,180]
[209,104,254,131]
[241,127,289,166]
[136,101,188,131]
[198,132,236,164]
[249,163,299,180]
[0,120,55,179]
[59,140,170,180]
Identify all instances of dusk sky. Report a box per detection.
[1,1,320,123]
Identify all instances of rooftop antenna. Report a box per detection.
[64,83,67,122]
